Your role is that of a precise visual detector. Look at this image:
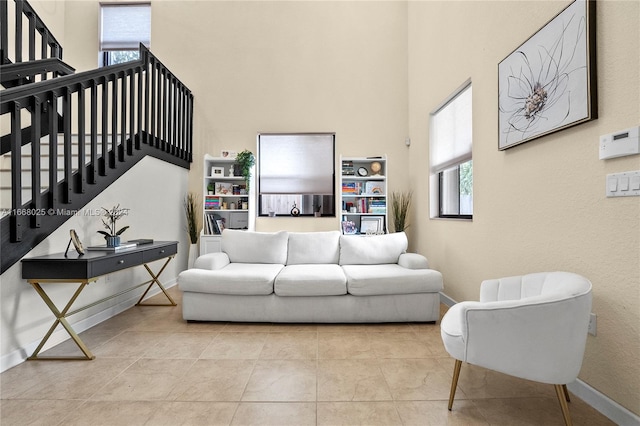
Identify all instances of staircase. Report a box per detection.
[1,0,194,274]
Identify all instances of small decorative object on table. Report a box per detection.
[98,204,130,247]
[290,203,300,217]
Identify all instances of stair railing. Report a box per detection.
[1,0,63,68]
[0,44,193,268]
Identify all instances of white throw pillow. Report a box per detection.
[222,229,288,264]
[339,232,408,265]
[287,231,341,265]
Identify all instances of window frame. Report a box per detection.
[429,80,473,220]
[257,133,336,218]
[99,3,150,67]
[437,161,473,219]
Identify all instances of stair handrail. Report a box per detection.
[1,0,63,65]
[1,43,193,262]
[1,44,193,158]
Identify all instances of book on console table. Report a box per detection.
[87,243,137,252]
[128,239,154,245]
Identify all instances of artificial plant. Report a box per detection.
[235,150,255,191]
[183,192,200,244]
[391,190,413,233]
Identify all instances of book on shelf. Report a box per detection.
[341,160,354,176]
[341,181,362,195]
[205,195,220,209]
[205,213,226,235]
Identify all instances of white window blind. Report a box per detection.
[100,4,151,51]
[430,83,472,174]
[259,134,335,195]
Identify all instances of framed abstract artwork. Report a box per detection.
[498,0,597,150]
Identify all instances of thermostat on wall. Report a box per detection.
[599,126,640,160]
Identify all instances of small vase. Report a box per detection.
[106,236,120,248]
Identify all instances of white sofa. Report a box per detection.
[178,230,443,323]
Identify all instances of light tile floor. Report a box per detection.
[1,287,614,425]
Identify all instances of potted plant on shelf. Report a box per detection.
[235,150,255,191]
[98,204,130,247]
[391,190,413,233]
[184,192,200,268]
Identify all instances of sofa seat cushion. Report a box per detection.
[178,263,284,295]
[343,264,443,296]
[274,264,347,296]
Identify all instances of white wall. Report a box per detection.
[1,156,189,370]
[408,0,639,416]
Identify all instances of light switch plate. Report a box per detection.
[606,171,640,197]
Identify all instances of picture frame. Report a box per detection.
[216,219,226,233]
[215,182,233,195]
[498,0,597,150]
[364,181,385,195]
[211,166,224,177]
[69,229,85,255]
[221,150,237,159]
[341,220,357,235]
[360,216,384,234]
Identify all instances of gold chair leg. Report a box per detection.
[562,384,571,402]
[448,359,462,411]
[554,384,573,426]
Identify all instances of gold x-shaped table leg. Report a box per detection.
[27,280,96,361]
[135,255,177,306]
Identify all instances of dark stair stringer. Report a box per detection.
[0,136,190,274]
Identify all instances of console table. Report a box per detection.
[21,241,178,360]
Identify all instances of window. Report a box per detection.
[258,133,335,217]
[429,81,473,219]
[99,3,150,67]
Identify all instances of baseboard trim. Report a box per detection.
[1,279,177,373]
[567,379,640,425]
[439,291,640,425]
[439,291,457,308]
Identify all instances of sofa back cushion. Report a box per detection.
[222,229,288,264]
[287,231,341,265]
[339,232,408,265]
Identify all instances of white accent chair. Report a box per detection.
[440,271,592,426]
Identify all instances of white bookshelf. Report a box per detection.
[200,154,255,255]
[339,155,388,234]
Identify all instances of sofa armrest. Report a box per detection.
[398,252,429,269]
[193,252,230,270]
